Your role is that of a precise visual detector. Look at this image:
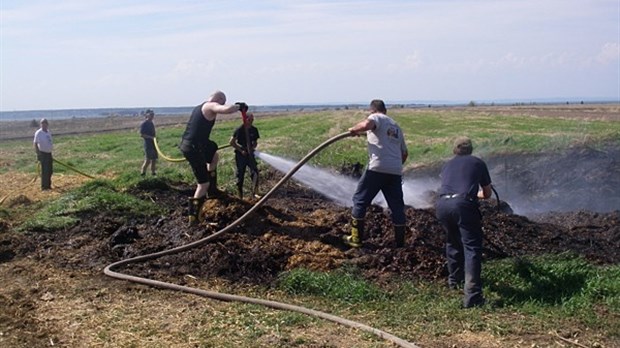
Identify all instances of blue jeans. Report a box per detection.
[352,169,405,225]
[435,197,485,307]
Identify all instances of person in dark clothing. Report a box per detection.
[33,118,53,190]
[139,109,157,176]
[179,90,248,225]
[229,113,260,200]
[435,136,493,308]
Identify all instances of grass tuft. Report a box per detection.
[20,178,162,231]
[277,267,388,304]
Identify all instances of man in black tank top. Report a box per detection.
[435,136,493,308]
[179,90,248,225]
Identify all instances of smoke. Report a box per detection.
[484,144,620,216]
[256,143,620,217]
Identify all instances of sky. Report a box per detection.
[1,0,619,111]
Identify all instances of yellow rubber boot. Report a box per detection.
[188,197,205,225]
[343,218,364,248]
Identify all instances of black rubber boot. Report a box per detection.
[237,184,244,200]
[188,197,205,225]
[251,175,259,198]
[394,224,406,248]
[206,171,222,199]
[343,218,364,248]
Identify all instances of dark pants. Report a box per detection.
[352,169,405,225]
[144,140,158,160]
[234,152,258,187]
[180,140,217,184]
[38,152,53,190]
[435,197,484,307]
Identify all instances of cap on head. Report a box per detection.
[145,109,154,117]
[40,118,49,125]
[453,136,473,155]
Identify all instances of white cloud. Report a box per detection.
[597,42,620,65]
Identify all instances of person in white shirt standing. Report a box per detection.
[33,118,53,190]
[344,99,409,248]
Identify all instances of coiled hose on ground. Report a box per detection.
[104,131,420,348]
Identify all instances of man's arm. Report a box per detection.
[229,135,246,154]
[400,134,408,164]
[348,119,376,136]
[202,102,242,120]
[33,133,40,154]
[478,184,493,199]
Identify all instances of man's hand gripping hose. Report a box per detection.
[104,131,420,348]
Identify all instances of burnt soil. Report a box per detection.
[2,144,619,288]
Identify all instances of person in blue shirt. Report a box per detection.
[435,136,493,308]
[139,109,157,176]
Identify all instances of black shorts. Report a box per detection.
[181,140,218,184]
[144,141,158,160]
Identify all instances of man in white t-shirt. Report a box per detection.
[33,118,54,190]
[344,99,409,248]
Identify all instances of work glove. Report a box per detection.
[235,102,249,113]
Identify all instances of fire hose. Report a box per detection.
[104,131,420,348]
[153,138,231,163]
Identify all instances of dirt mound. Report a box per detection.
[2,177,617,288]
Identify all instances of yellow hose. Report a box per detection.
[153,137,186,162]
[153,137,232,163]
[0,158,96,206]
[53,158,96,179]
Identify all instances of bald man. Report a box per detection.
[179,90,248,225]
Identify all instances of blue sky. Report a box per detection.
[1,0,619,111]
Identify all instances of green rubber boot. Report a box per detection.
[343,218,364,248]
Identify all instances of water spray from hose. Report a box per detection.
[104,131,420,348]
